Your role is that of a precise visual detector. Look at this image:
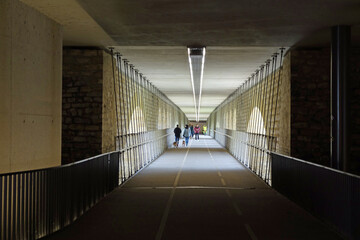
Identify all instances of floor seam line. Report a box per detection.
[155,140,192,240]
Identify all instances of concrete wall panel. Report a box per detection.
[0,35,12,171]
[0,0,11,38]
[0,0,62,173]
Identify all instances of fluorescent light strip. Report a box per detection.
[197,48,206,122]
[188,48,198,120]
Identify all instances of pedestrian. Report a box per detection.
[190,124,194,138]
[174,124,182,147]
[183,125,190,146]
[194,124,200,140]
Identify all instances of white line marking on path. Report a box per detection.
[205,140,225,187]
[225,189,232,198]
[245,224,258,240]
[155,140,192,240]
[205,139,246,223]
[232,202,243,216]
[221,178,227,186]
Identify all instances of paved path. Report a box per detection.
[45,136,342,240]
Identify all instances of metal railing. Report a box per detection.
[0,129,173,240]
[213,128,360,239]
[272,153,360,240]
[212,129,275,185]
[115,129,173,183]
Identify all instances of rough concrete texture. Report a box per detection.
[75,0,360,47]
[0,0,62,173]
[20,0,115,47]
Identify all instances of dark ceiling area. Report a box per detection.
[22,0,360,120]
[77,0,360,47]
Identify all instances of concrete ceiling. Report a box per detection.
[21,0,360,121]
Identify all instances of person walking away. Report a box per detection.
[203,125,207,135]
[190,124,194,138]
[194,124,200,140]
[183,125,190,146]
[174,125,182,147]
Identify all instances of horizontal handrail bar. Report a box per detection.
[119,133,172,153]
[213,129,360,179]
[271,153,360,239]
[0,151,117,177]
[213,129,274,153]
[115,129,165,137]
[272,152,360,180]
[0,130,172,177]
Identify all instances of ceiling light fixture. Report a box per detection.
[188,47,206,122]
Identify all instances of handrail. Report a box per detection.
[212,129,360,179]
[118,132,172,153]
[272,152,360,180]
[0,151,115,177]
[212,129,274,154]
[0,131,172,176]
[211,128,275,185]
[0,128,174,240]
[115,129,167,137]
[271,153,360,239]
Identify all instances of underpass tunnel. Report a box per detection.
[1,0,360,239]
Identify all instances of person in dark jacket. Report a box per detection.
[174,125,182,147]
[183,125,190,146]
[190,124,194,138]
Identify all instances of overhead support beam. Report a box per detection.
[330,25,351,171]
[188,47,206,122]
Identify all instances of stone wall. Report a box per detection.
[62,48,103,164]
[278,53,291,155]
[289,48,360,173]
[102,51,118,152]
[0,0,62,173]
[290,48,331,166]
[206,55,291,182]
[62,49,188,164]
[208,54,291,155]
